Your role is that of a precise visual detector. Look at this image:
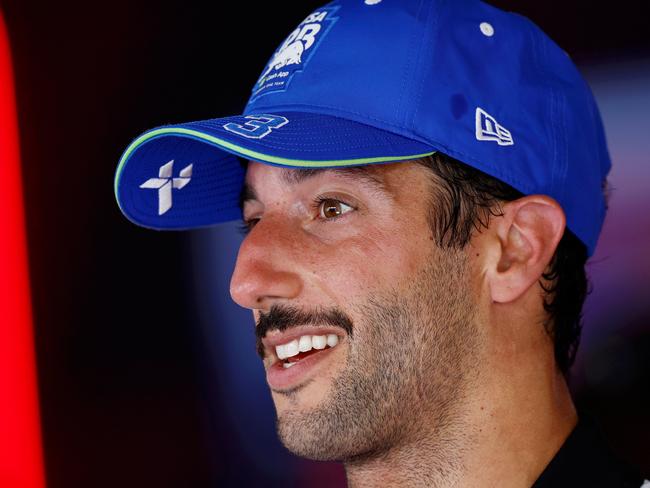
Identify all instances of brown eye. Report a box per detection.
[318,198,353,220]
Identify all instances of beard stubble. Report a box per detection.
[275,247,481,468]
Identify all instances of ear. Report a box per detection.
[486,195,566,303]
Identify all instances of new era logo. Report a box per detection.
[140,160,193,215]
[475,107,514,146]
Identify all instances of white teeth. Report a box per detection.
[312,335,327,350]
[282,362,296,369]
[274,333,340,360]
[285,339,300,358]
[276,343,288,360]
[298,335,312,352]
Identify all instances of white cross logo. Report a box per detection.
[139,160,193,215]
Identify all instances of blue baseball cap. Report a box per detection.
[114,0,610,256]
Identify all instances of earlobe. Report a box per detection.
[488,196,566,303]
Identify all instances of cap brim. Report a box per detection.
[114,111,436,230]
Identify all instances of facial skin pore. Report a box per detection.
[229,159,577,487]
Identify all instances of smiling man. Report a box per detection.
[235,158,514,484]
[114,0,647,486]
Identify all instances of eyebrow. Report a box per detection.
[238,165,388,213]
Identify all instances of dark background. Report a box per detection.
[1,0,648,486]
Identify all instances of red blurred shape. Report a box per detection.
[0,9,47,488]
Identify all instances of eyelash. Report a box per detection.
[238,195,355,236]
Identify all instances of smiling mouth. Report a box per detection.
[274,333,340,368]
[265,332,343,391]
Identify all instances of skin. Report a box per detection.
[229,159,577,487]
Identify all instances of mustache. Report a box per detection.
[255,304,354,359]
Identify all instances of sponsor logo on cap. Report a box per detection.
[139,160,193,215]
[475,107,514,146]
[250,6,339,101]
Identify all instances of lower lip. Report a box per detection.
[266,345,340,391]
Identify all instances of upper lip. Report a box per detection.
[260,325,347,364]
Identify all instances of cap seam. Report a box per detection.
[529,17,568,204]
[395,0,427,128]
[536,26,565,202]
[410,0,441,129]
[557,85,569,208]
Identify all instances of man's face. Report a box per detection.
[229,160,481,461]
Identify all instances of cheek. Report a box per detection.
[304,223,425,300]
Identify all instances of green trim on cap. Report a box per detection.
[114,127,436,210]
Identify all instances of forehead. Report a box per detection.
[277,164,386,187]
[239,161,392,209]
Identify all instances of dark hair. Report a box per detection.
[413,152,590,375]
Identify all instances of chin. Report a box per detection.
[270,374,336,411]
[276,415,346,462]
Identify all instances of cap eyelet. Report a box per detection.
[480,22,495,37]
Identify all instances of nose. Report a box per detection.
[229,216,303,311]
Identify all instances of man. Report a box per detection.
[114,0,647,486]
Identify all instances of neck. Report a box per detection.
[343,426,466,487]
[343,339,577,488]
